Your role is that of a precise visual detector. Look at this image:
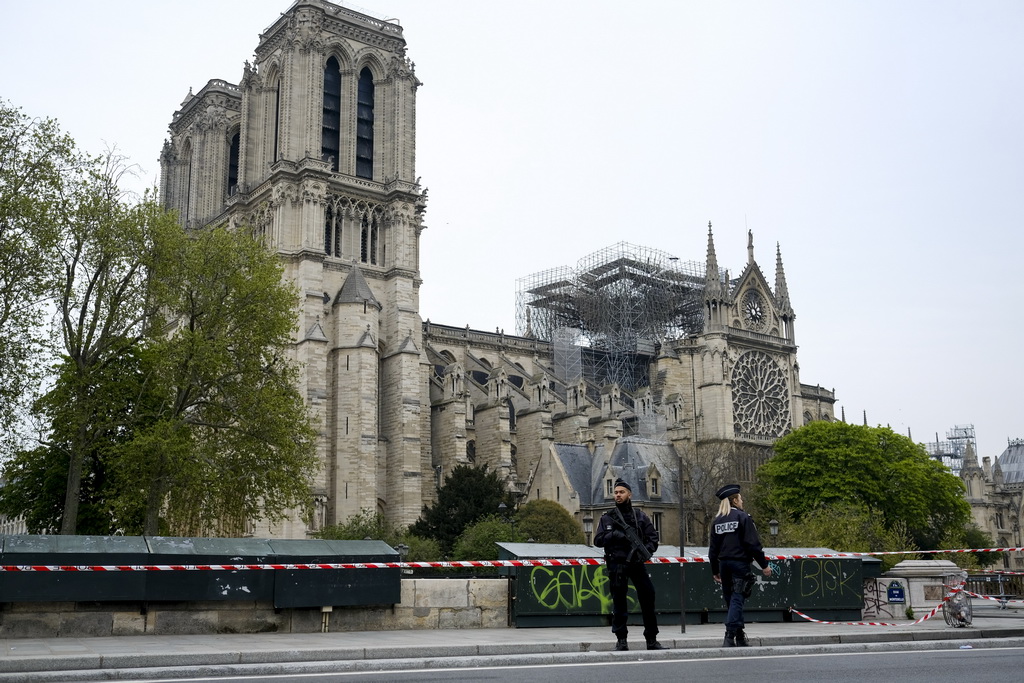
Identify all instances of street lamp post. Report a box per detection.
[498,502,515,541]
[583,514,593,545]
[678,452,687,634]
[769,519,780,539]
[395,543,411,575]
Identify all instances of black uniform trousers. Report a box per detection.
[608,560,659,641]
[719,558,754,631]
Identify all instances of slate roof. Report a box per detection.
[334,264,381,309]
[550,443,606,507]
[550,436,682,507]
[997,440,1024,485]
[602,436,681,505]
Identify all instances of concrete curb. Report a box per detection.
[2,628,1024,682]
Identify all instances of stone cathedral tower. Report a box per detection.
[159,0,428,536]
[158,0,838,545]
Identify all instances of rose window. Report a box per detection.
[731,350,790,438]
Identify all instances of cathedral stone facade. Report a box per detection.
[961,440,1024,569]
[159,0,835,542]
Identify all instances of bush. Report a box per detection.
[516,499,585,544]
[452,515,515,561]
[315,509,439,562]
[409,465,517,556]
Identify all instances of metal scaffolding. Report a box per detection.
[516,242,708,392]
[926,424,976,474]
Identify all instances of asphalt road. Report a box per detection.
[121,645,1024,683]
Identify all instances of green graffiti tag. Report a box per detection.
[529,565,627,612]
[799,559,858,599]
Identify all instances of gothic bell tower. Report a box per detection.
[160,0,429,534]
[697,226,802,445]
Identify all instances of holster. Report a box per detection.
[608,562,628,591]
[732,572,756,599]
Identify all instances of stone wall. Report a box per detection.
[884,559,961,611]
[0,578,509,639]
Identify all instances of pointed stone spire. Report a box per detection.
[960,441,983,478]
[334,263,381,310]
[862,410,867,426]
[993,457,1004,485]
[964,441,980,466]
[774,242,794,317]
[703,222,723,300]
[747,229,755,265]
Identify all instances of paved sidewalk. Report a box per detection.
[1,608,1022,681]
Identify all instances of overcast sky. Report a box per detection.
[3,1,1021,458]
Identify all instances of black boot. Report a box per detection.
[615,637,629,651]
[735,629,749,647]
[723,630,736,647]
[646,640,668,650]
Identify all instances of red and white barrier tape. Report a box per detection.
[0,547,1021,573]
[765,547,1024,560]
[789,603,943,627]
[790,584,967,627]
[963,590,1024,605]
[0,559,607,573]
[973,568,1024,576]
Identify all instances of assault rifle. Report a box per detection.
[611,509,654,563]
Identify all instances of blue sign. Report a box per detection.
[886,581,906,604]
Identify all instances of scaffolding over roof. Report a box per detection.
[515,242,712,392]
[926,424,976,474]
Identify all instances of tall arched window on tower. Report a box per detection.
[358,212,380,265]
[369,216,378,265]
[360,213,379,264]
[324,203,342,257]
[181,139,193,225]
[272,79,281,163]
[356,67,374,179]
[322,57,341,172]
[227,129,239,196]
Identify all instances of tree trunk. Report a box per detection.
[143,473,164,536]
[59,450,83,535]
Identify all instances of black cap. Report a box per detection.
[613,478,631,492]
[716,483,741,500]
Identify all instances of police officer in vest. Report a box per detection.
[594,478,667,651]
[708,483,772,647]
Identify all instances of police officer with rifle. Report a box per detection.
[594,478,667,651]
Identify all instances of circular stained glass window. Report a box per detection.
[732,350,791,438]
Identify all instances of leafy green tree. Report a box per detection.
[0,347,159,534]
[452,515,514,561]
[679,440,768,543]
[128,223,318,535]
[516,499,585,544]
[756,421,970,551]
[48,155,170,534]
[765,503,918,572]
[936,525,1000,570]
[318,510,402,544]
[0,174,318,535]
[317,510,441,562]
[0,102,85,457]
[410,465,517,556]
[0,445,66,534]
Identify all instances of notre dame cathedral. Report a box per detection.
[159,0,836,544]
